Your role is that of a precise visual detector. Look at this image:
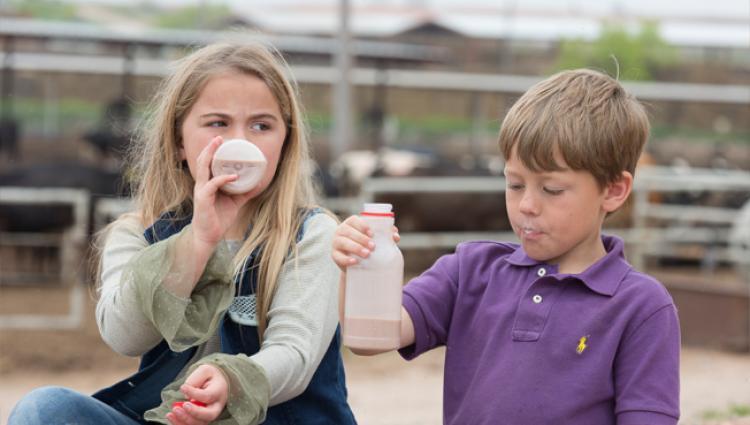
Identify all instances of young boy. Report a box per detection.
[332,69,680,424]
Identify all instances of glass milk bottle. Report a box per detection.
[344,203,404,350]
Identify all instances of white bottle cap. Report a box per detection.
[211,139,268,195]
[362,203,394,216]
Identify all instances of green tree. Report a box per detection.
[7,0,76,20]
[153,4,234,30]
[555,21,676,81]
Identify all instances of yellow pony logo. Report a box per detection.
[576,335,589,354]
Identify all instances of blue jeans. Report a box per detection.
[9,386,142,425]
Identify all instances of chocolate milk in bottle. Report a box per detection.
[344,203,403,350]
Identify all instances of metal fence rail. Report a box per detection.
[0,187,88,329]
[1,166,748,329]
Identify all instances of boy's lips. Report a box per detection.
[519,226,544,240]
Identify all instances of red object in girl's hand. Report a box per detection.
[172,399,207,409]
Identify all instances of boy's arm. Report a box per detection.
[338,272,415,356]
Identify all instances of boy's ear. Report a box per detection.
[602,171,633,213]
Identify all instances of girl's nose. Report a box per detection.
[228,125,250,142]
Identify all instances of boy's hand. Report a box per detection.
[332,215,400,272]
[167,364,229,425]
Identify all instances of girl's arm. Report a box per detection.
[96,213,231,356]
[245,213,343,405]
[96,213,162,356]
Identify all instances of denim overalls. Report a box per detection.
[93,210,356,424]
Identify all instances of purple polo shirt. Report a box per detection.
[400,235,680,425]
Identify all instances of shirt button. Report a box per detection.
[537,268,546,277]
[532,294,543,304]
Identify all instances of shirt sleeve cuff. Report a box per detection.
[126,225,236,352]
[398,291,431,360]
[144,353,270,425]
[617,410,678,425]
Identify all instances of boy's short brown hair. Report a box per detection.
[499,69,649,188]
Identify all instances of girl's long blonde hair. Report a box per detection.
[126,41,321,338]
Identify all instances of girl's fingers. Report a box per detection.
[181,384,215,405]
[202,173,238,194]
[170,406,203,425]
[183,365,213,388]
[195,136,223,185]
[165,412,179,425]
[182,401,219,423]
[166,411,189,425]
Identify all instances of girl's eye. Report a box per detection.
[251,122,270,131]
[208,121,226,128]
[543,187,564,195]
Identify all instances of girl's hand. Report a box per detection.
[331,215,400,272]
[167,364,229,425]
[191,136,255,249]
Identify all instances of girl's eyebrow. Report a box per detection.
[199,112,280,122]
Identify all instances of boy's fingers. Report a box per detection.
[342,215,373,237]
[392,226,400,242]
[333,235,372,258]
[332,250,358,268]
[335,226,374,250]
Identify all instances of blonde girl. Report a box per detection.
[9,42,355,425]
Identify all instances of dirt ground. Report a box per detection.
[1,284,749,425]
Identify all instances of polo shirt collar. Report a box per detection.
[505,234,632,296]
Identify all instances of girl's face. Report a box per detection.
[179,70,287,199]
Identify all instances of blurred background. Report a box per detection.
[0,0,748,424]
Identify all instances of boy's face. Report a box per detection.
[504,148,625,273]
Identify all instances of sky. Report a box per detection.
[72,0,750,20]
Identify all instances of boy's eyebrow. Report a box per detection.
[503,167,572,178]
[503,168,521,177]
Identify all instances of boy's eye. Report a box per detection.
[543,187,564,195]
[507,183,524,191]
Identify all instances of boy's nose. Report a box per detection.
[519,192,540,215]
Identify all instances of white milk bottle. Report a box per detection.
[344,203,404,350]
